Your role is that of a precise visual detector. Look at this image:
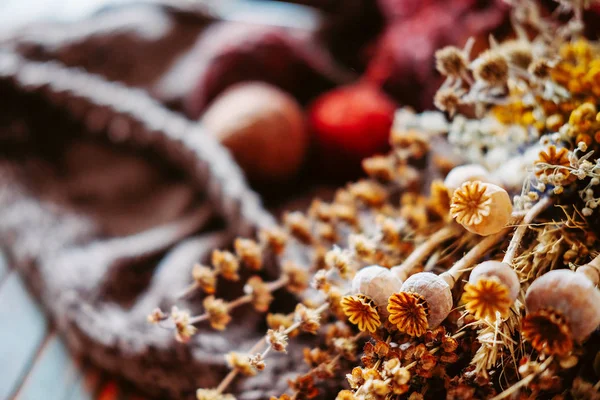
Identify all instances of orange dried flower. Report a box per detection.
[535,145,571,177]
[522,308,574,356]
[244,276,273,312]
[282,261,309,293]
[192,264,217,294]
[340,294,381,333]
[234,238,263,271]
[259,227,288,255]
[212,250,240,281]
[294,303,321,334]
[284,211,313,244]
[387,292,430,337]
[203,296,232,331]
[462,278,513,320]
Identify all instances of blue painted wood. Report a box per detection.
[0,273,48,399]
[16,334,81,400]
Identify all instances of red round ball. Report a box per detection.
[308,83,396,164]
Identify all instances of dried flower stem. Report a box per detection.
[189,276,289,325]
[392,225,461,281]
[490,356,554,400]
[215,302,329,395]
[440,230,509,287]
[502,197,552,265]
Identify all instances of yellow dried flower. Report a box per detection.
[267,327,289,352]
[203,296,231,331]
[192,264,217,294]
[259,227,288,255]
[196,389,236,400]
[335,390,356,400]
[234,238,263,271]
[340,294,381,333]
[535,145,571,178]
[267,313,298,337]
[348,180,387,207]
[294,303,321,334]
[362,155,396,181]
[462,278,513,321]
[282,261,309,293]
[212,250,240,281]
[226,352,257,376]
[325,247,354,279]
[171,306,197,343]
[387,292,430,337]
[283,211,313,244]
[244,276,273,312]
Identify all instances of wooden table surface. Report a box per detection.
[0,255,152,400]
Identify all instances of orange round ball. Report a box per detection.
[201,82,308,182]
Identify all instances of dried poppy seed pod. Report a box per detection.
[524,269,600,353]
[450,181,512,236]
[469,261,520,301]
[388,272,453,336]
[443,164,491,195]
[462,261,520,320]
[352,265,403,313]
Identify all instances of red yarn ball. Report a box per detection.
[308,83,396,165]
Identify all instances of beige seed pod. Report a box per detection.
[469,261,520,301]
[450,181,512,236]
[443,164,491,195]
[352,265,403,313]
[462,261,520,320]
[388,272,453,336]
[525,269,600,342]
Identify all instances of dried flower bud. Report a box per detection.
[259,227,288,255]
[267,327,289,352]
[472,50,509,86]
[351,265,403,312]
[267,313,298,337]
[434,88,462,116]
[362,155,396,181]
[248,353,266,371]
[244,276,273,312]
[212,250,240,281]
[234,238,263,271]
[203,296,232,331]
[325,246,354,279]
[462,261,520,320]
[192,264,217,294]
[349,234,377,261]
[171,306,197,343]
[525,269,600,345]
[443,164,491,194]
[528,58,551,79]
[283,211,313,244]
[435,46,468,77]
[226,352,257,376]
[500,40,533,69]
[388,272,453,336]
[294,303,321,334]
[282,261,309,293]
[348,180,387,207]
[451,181,512,236]
[147,308,168,324]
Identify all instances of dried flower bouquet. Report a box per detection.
[150,1,600,399]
